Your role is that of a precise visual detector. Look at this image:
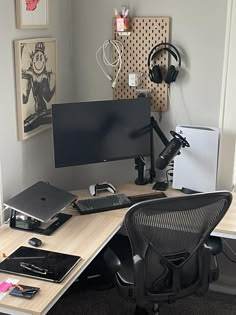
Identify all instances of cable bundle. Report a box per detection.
[96,40,124,88]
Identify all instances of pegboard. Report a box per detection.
[112,17,170,112]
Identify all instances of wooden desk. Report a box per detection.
[0,183,235,315]
[108,183,236,239]
[211,191,236,239]
[0,211,123,315]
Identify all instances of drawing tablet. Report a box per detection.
[0,246,81,283]
[4,181,77,222]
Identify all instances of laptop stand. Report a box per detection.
[9,210,72,236]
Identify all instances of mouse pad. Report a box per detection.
[0,246,81,283]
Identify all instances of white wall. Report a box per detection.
[0,1,230,196]
[210,0,236,294]
[70,0,228,188]
[218,0,236,190]
[0,0,76,201]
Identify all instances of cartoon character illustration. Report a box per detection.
[22,42,56,133]
[25,0,40,11]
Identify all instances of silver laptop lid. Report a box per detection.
[4,181,77,222]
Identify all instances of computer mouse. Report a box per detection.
[28,237,42,247]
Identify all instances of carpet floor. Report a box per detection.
[48,283,236,315]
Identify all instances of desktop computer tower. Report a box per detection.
[172,125,220,192]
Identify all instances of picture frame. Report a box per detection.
[16,0,49,29]
[14,38,57,141]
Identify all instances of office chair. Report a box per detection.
[104,191,232,315]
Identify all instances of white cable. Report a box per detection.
[96,40,124,88]
[0,205,11,224]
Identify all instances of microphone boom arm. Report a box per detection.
[151,116,169,146]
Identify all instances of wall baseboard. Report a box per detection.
[210,278,236,295]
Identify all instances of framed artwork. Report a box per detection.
[14,38,57,140]
[16,0,48,29]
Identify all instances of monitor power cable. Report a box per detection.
[96,39,124,88]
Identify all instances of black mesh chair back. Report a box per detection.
[124,191,232,306]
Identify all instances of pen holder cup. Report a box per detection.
[116,17,130,32]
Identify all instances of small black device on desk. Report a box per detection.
[75,192,166,215]
[152,181,169,191]
[10,285,40,299]
[28,237,42,247]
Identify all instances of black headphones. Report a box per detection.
[147,42,181,85]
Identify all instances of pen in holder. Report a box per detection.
[114,6,130,32]
[116,17,129,32]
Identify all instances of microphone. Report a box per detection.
[156,131,190,170]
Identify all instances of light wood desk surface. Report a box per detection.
[0,183,235,315]
[107,184,236,239]
[110,183,236,239]
[0,209,123,315]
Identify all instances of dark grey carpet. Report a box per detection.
[48,284,236,315]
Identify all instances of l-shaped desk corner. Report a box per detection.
[0,183,235,315]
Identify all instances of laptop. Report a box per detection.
[4,181,77,222]
[0,246,81,283]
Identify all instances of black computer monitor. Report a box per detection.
[52,98,151,168]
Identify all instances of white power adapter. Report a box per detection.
[128,73,142,87]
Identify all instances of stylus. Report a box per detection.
[20,262,48,275]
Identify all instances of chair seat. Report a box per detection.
[117,255,134,285]
[108,234,134,285]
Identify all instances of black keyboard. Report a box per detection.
[76,194,132,215]
[75,192,167,215]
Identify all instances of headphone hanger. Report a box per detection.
[148,42,181,70]
[147,42,181,85]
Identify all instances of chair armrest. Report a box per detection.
[197,244,212,294]
[133,254,146,307]
[206,236,222,255]
[205,236,222,283]
[103,247,122,274]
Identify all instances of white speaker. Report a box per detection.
[172,125,220,192]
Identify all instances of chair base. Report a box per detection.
[134,306,149,315]
[153,303,160,315]
[134,304,160,315]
